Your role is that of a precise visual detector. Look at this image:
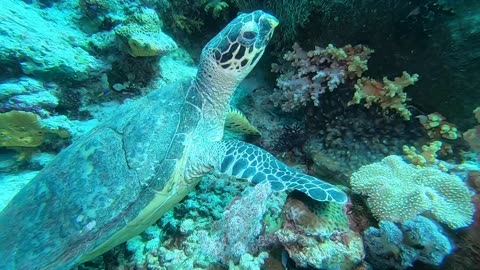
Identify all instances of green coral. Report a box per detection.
[115,8,177,57]
[350,155,474,229]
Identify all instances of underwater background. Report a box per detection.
[0,0,479,269]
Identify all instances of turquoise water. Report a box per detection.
[0,1,479,269]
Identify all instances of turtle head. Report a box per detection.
[196,11,278,92]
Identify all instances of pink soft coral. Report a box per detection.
[270,43,373,112]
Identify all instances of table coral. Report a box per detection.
[364,216,452,270]
[270,43,373,112]
[350,155,474,229]
[115,8,177,57]
[348,71,419,120]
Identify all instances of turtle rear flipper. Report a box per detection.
[213,140,347,203]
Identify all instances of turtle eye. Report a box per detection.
[242,30,257,40]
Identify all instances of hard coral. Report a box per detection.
[348,71,419,120]
[270,43,373,112]
[115,8,177,57]
[350,155,474,229]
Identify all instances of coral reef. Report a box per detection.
[120,174,285,269]
[273,123,306,153]
[0,111,69,148]
[302,94,424,183]
[0,77,58,117]
[79,0,116,19]
[364,216,452,269]
[277,193,365,269]
[270,43,372,112]
[463,107,480,152]
[348,71,419,120]
[0,0,107,81]
[203,0,229,19]
[115,8,177,57]
[402,141,443,167]
[442,225,480,269]
[199,181,273,264]
[350,155,474,229]
[417,112,461,140]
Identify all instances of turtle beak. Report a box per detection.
[265,14,279,29]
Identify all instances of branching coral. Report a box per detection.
[348,71,419,120]
[115,8,177,57]
[402,141,443,167]
[350,155,474,229]
[270,43,373,112]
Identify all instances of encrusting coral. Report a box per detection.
[115,8,177,57]
[350,155,474,229]
[348,71,419,120]
[0,111,69,148]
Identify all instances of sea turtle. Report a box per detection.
[0,10,347,270]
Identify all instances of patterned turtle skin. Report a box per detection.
[0,10,346,270]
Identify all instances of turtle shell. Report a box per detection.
[0,80,203,269]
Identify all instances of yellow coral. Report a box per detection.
[402,141,442,167]
[0,111,69,148]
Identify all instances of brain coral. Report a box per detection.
[350,155,474,229]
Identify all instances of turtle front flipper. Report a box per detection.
[213,140,347,203]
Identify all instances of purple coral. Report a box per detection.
[270,43,372,112]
